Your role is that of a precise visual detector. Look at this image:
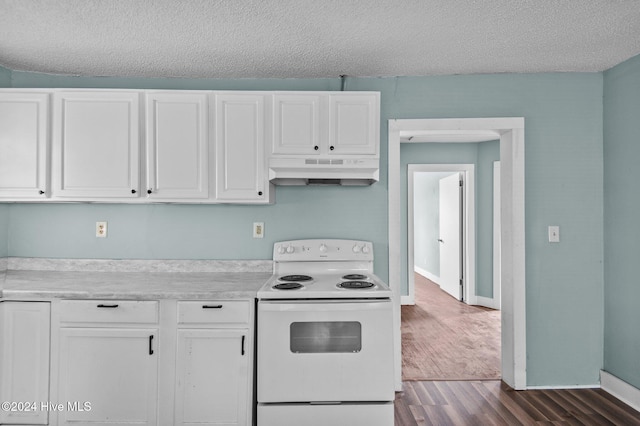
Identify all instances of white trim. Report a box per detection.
[476,295,500,310]
[526,384,600,390]
[414,265,440,285]
[601,370,640,412]
[408,164,476,306]
[389,117,526,391]
[400,295,415,305]
[493,161,501,310]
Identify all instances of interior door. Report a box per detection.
[439,173,463,300]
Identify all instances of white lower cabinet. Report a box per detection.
[57,328,158,425]
[174,300,252,426]
[49,299,253,426]
[0,302,50,425]
[174,329,249,426]
[55,300,159,426]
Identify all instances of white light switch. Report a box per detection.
[548,226,560,243]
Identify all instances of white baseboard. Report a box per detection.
[401,295,415,305]
[414,266,440,285]
[601,370,640,412]
[476,295,500,310]
[526,384,600,390]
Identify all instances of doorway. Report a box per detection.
[405,163,502,381]
[388,118,526,390]
[407,165,476,306]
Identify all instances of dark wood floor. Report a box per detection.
[394,380,640,425]
[397,276,640,424]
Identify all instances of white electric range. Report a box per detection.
[256,239,394,426]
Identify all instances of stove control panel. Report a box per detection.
[273,239,374,262]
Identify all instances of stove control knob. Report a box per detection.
[319,243,328,253]
[286,245,295,254]
[352,244,361,253]
[277,245,286,254]
[362,245,371,254]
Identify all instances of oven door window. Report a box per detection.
[290,321,362,353]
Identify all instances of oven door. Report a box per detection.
[257,299,394,403]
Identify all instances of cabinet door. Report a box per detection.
[215,94,268,202]
[57,328,158,426]
[0,302,50,425]
[328,93,379,155]
[146,93,209,199]
[0,93,49,199]
[272,93,321,155]
[52,91,140,198]
[175,329,249,426]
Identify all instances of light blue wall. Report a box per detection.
[0,205,8,258]
[477,140,500,297]
[413,171,453,276]
[6,70,604,387]
[603,54,640,389]
[0,66,10,87]
[404,140,499,299]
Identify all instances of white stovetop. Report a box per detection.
[257,271,391,300]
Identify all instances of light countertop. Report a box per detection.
[0,258,273,300]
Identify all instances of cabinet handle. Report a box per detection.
[131,189,137,194]
[241,335,245,356]
[38,190,45,195]
[202,304,223,309]
[330,146,335,151]
[149,335,154,355]
[314,145,319,151]
[96,304,119,308]
[258,191,263,196]
[147,189,152,194]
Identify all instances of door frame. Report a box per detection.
[407,164,476,305]
[388,117,526,390]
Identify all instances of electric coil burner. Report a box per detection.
[273,282,304,290]
[278,274,313,282]
[342,273,368,280]
[337,281,375,289]
[257,239,394,426]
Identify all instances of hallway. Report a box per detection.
[401,274,501,381]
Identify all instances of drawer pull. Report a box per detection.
[202,304,223,309]
[149,335,154,355]
[241,335,245,356]
[96,304,119,308]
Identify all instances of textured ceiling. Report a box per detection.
[1,0,640,79]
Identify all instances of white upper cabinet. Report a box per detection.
[271,92,379,157]
[145,92,209,199]
[0,92,49,199]
[0,89,379,203]
[52,91,141,198]
[273,93,321,155]
[329,93,379,156]
[214,93,270,203]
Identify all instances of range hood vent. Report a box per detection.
[268,157,379,186]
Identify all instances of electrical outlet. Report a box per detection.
[96,221,108,238]
[253,222,264,239]
[548,225,559,243]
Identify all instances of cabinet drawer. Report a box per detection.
[178,300,250,324]
[59,300,159,324]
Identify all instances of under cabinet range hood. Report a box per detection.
[268,157,379,186]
